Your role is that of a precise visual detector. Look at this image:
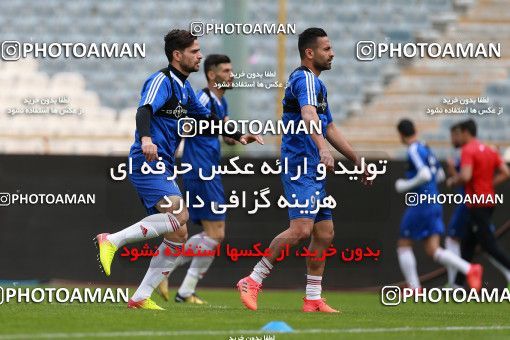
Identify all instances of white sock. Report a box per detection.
[131,239,183,301]
[433,247,470,274]
[249,257,273,284]
[445,237,461,286]
[306,275,322,300]
[107,213,180,248]
[177,232,204,267]
[487,255,510,283]
[178,234,219,297]
[397,247,421,289]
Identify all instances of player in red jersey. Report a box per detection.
[447,119,510,287]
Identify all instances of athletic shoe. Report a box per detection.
[466,264,483,291]
[302,297,339,313]
[174,292,207,304]
[127,298,165,310]
[157,278,170,301]
[94,233,117,277]
[237,276,261,311]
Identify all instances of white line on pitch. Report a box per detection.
[0,325,510,339]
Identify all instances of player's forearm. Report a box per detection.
[301,106,328,151]
[222,136,236,145]
[395,177,422,193]
[494,165,510,187]
[326,124,358,164]
[136,105,152,140]
[221,117,237,145]
[459,167,472,183]
[493,173,508,187]
[449,174,465,186]
[395,167,432,193]
[187,112,243,141]
[446,163,458,177]
[214,116,242,141]
[310,131,329,152]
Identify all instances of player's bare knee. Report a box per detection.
[203,221,225,243]
[205,228,225,243]
[425,248,435,258]
[424,235,440,257]
[164,224,188,243]
[424,243,438,258]
[397,238,413,248]
[289,221,313,241]
[157,204,187,226]
[176,228,188,242]
[215,228,225,243]
[317,228,334,244]
[175,208,189,226]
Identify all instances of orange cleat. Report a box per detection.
[236,276,262,311]
[302,298,340,313]
[466,264,483,291]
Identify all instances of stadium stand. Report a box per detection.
[0,0,508,157]
[340,0,510,158]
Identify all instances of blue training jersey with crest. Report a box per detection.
[129,66,210,171]
[281,66,333,171]
[182,89,229,180]
[405,141,440,196]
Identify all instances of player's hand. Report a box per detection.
[446,157,456,169]
[354,157,373,186]
[223,136,236,145]
[141,136,158,162]
[239,134,264,145]
[319,148,334,172]
[361,169,373,186]
[446,177,455,188]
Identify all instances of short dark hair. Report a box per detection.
[204,54,231,81]
[298,27,328,59]
[459,119,477,137]
[164,29,197,62]
[450,122,462,132]
[397,118,416,137]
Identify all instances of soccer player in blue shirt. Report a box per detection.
[394,119,482,292]
[237,28,369,313]
[157,54,237,304]
[94,29,262,310]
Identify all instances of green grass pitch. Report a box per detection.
[1,287,509,339]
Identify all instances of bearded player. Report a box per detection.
[237,27,370,313]
[157,54,239,304]
[94,29,262,310]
